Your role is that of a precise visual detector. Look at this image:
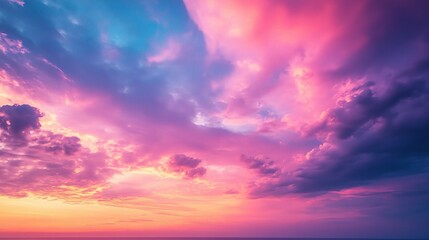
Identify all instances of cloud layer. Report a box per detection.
[1,0,429,238]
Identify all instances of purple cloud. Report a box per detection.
[249,59,429,197]
[166,154,207,179]
[0,104,43,137]
[240,154,280,177]
[0,104,116,198]
[42,134,81,156]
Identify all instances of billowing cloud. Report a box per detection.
[0,104,43,137]
[0,104,115,198]
[249,60,429,197]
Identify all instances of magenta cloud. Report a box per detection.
[166,154,207,179]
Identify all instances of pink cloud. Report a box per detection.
[7,0,24,7]
[147,40,181,63]
[0,33,28,55]
[184,0,371,132]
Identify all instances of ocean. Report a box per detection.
[0,238,417,240]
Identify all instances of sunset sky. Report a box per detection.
[1,0,429,238]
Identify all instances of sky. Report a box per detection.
[0,0,429,238]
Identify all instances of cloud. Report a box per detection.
[0,0,227,128]
[249,59,429,197]
[326,0,429,79]
[302,174,429,237]
[37,133,81,156]
[0,1,428,235]
[166,154,207,179]
[0,33,28,54]
[0,104,43,137]
[0,104,115,198]
[240,154,280,177]
[0,0,302,171]
[7,0,24,7]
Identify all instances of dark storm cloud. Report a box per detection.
[249,59,429,197]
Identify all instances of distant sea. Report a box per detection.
[0,238,418,240]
